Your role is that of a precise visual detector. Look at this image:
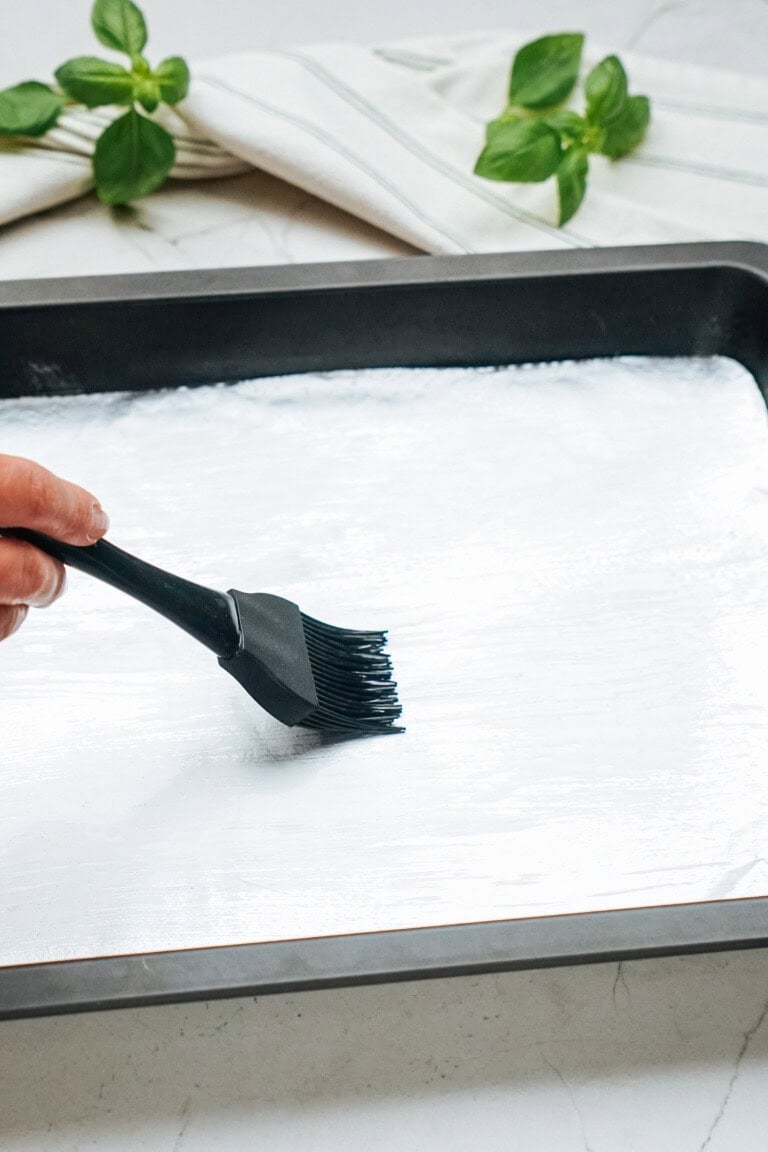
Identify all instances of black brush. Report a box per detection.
[0,528,403,735]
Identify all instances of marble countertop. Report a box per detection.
[2,1,768,1149]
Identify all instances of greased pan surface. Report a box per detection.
[1,243,767,1019]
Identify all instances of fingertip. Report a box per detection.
[23,558,66,608]
[10,604,28,636]
[0,539,66,609]
[0,604,28,641]
[86,504,110,544]
[52,490,110,547]
[60,490,110,546]
[48,563,67,606]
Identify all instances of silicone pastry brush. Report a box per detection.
[0,528,403,734]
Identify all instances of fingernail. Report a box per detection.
[89,505,110,540]
[26,564,66,608]
[9,605,28,637]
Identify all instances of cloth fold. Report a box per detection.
[1,32,766,252]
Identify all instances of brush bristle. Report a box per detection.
[299,613,404,734]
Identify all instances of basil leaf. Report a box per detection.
[585,55,628,125]
[91,0,147,57]
[0,81,64,136]
[153,56,190,105]
[507,33,584,110]
[484,114,520,144]
[135,77,161,113]
[600,94,650,158]
[55,57,134,108]
[93,107,174,204]
[474,120,562,183]
[557,146,588,225]
[543,110,586,143]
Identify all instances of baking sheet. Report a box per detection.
[3,354,768,968]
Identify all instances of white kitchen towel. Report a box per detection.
[1,32,766,252]
[0,104,248,227]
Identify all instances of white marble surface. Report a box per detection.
[2,1,768,1149]
[2,951,768,1151]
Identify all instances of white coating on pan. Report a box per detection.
[2,356,768,966]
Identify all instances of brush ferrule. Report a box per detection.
[218,590,319,727]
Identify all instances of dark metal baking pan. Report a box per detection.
[1,240,767,1020]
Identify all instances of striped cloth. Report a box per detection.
[1,32,766,252]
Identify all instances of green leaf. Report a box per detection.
[474,119,563,183]
[585,55,628,126]
[484,114,521,144]
[0,81,64,136]
[91,0,147,57]
[599,94,650,158]
[153,56,190,105]
[135,77,161,113]
[93,107,175,204]
[556,146,588,225]
[55,56,134,108]
[507,33,584,110]
[543,110,586,142]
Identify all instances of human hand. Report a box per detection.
[0,455,109,641]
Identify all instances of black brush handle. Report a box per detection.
[0,528,241,659]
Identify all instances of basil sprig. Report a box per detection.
[474,33,650,225]
[0,82,65,136]
[0,0,189,205]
